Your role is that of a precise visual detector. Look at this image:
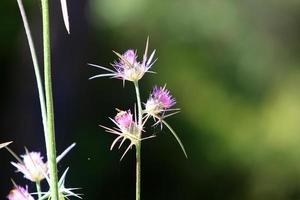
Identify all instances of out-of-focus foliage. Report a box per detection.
[89,0,300,199]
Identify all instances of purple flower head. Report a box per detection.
[115,110,133,129]
[114,50,138,72]
[11,151,47,182]
[7,185,34,200]
[100,109,146,160]
[89,38,157,83]
[123,49,137,65]
[152,86,176,109]
[145,85,176,117]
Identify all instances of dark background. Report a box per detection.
[1,0,300,199]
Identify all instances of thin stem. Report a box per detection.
[36,182,42,200]
[16,0,48,145]
[134,81,142,200]
[135,142,141,200]
[134,81,143,128]
[41,0,59,199]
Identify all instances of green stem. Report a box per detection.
[16,0,56,198]
[41,0,59,199]
[134,81,143,127]
[135,142,141,200]
[36,182,42,200]
[134,81,142,200]
[16,0,48,145]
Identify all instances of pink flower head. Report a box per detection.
[11,151,47,182]
[114,49,137,71]
[152,86,176,109]
[122,49,137,65]
[145,85,176,116]
[7,185,34,200]
[115,110,133,129]
[89,38,156,83]
[100,109,143,160]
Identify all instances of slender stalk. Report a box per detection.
[41,0,59,199]
[134,81,143,127]
[135,142,141,200]
[134,81,142,200]
[16,0,48,145]
[36,182,42,200]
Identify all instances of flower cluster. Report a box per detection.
[91,38,187,159]
[5,143,81,200]
[89,38,156,84]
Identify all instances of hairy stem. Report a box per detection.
[36,182,42,200]
[134,81,142,200]
[41,0,59,199]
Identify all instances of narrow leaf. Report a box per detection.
[57,143,76,163]
[0,141,12,149]
[162,120,188,158]
[61,0,70,34]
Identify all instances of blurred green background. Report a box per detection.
[1,0,300,199]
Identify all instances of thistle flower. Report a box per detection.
[89,38,157,83]
[9,143,76,183]
[11,151,47,182]
[115,110,134,129]
[101,110,139,158]
[144,86,187,158]
[7,185,34,200]
[145,85,178,119]
[101,109,154,160]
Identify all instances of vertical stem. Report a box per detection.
[134,81,142,127]
[135,142,141,200]
[134,81,142,200]
[41,0,59,199]
[36,182,42,200]
[16,0,48,135]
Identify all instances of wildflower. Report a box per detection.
[115,110,134,129]
[101,110,140,148]
[11,151,47,182]
[89,38,157,83]
[7,185,34,200]
[144,86,187,158]
[9,143,76,183]
[145,85,178,118]
[100,109,155,160]
[100,110,149,160]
